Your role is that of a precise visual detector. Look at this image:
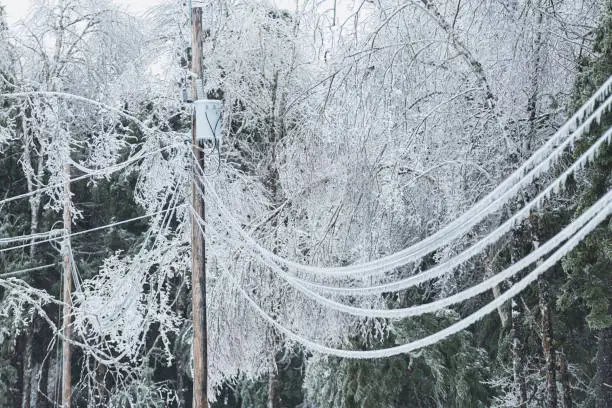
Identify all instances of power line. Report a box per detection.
[0,204,186,254]
[0,230,62,245]
[211,197,611,359]
[196,187,611,318]
[293,126,612,294]
[0,143,184,208]
[0,263,56,278]
[201,188,611,319]
[0,91,150,133]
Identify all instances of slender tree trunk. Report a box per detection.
[21,320,34,408]
[509,227,528,407]
[533,226,557,408]
[20,105,44,408]
[525,1,544,155]
[559,352,572,408]
[61,163,72,408]
[268,371,281,408]
[37,355,50,408]
[527,4,557,405]
[511,299,528,408]
[267,69,288,408]
[177,359,184,407]
[94,362,107,407]
[419,0,496,110]
[595,325,612,408]
[539,277,558,408]
[485,252,510,329]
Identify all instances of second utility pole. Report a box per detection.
[191,6,208,408]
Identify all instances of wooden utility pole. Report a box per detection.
[191,6,208,408]
[61,162,72,408]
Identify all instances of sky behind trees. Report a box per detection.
[2,0,308,25]
[2,0,162,24]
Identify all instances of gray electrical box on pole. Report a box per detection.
[194,99,222,144]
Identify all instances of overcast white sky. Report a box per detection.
[2,0,166,25]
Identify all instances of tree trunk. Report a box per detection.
[525,1,544,155]
[61,163,72,408]
[511,299,528,408]
[177,359,184,407]
[266,69,286,408]
[419,0,496,110]
[485,252,510,329]
[595,325,612,408]
[94,362,108,407]
[37,353,50,408]
[268,371,281,408]
[21,320,34,408]
[559,352,572,408]
[539,277,558,408]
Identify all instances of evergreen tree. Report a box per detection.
[560,3,612,406]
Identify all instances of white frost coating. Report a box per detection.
[0,230,63,245]
[0,205,184,254]
[221,199,612,358]
[201,188,612,318]
[200,82,612,279]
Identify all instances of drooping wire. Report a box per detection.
[194,195,612,358]
[193,114,608,290]
[0,263,55,278]
[283,126,612,295]
[198,187,612,318]
[0,143,184,208]
[0,205,186,254]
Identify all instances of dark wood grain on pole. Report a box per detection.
[191,7,208,408]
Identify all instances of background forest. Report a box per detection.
[0,0,611,407]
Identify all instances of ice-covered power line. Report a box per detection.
[197,187,612,319]
[0,263,56,278]
[0,230,63,245]
[210,196,612,359]
[0,143,184,208]
[0,91,151,134]
[0,205,185,254]
[197,112,612,283]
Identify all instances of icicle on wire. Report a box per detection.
[206,196,612,359]
[198,186,612,318]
